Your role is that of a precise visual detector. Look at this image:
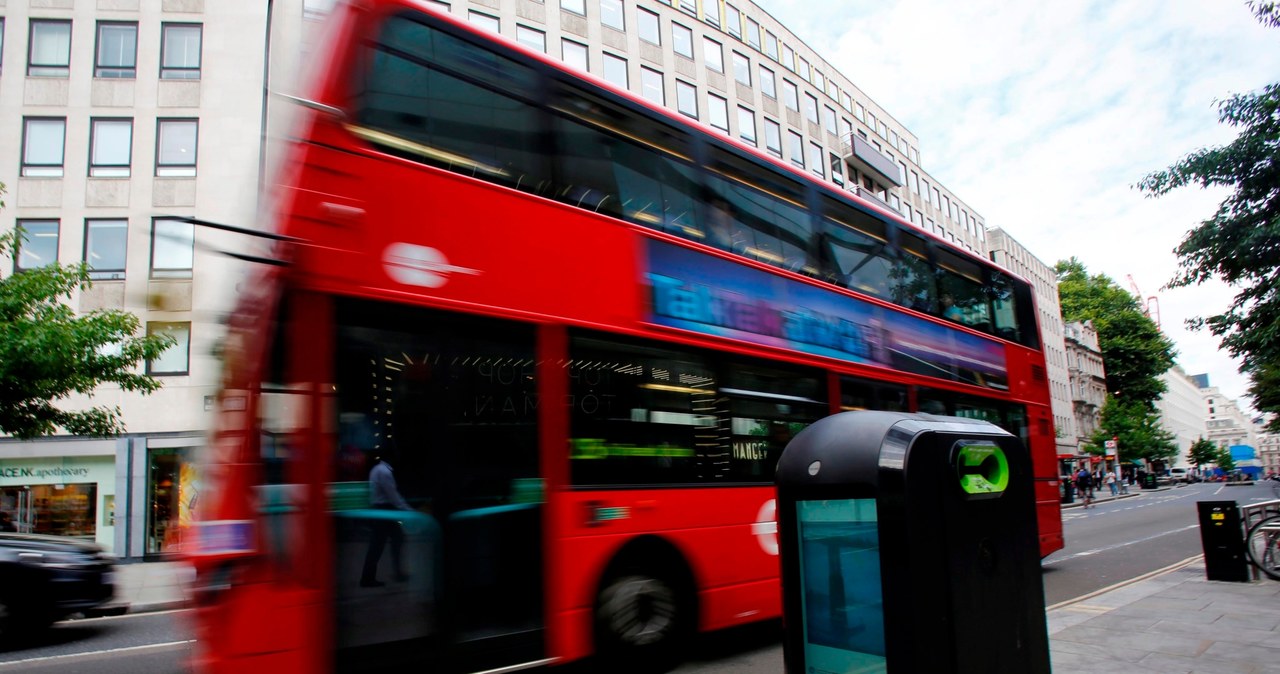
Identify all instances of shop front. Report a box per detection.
[0,455,117,551]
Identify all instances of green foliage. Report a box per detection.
[1088,395,1179,464]
[1136,7,1280,424]
[0,209,175,439]
[1188,437,1220,468]
[1216,447,1237,472]
[1055,258,1177,405]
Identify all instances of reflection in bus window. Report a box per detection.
[990,271,1022,343]
[893,232,934,313]
[936,247,991,331]
[822,199,893,300]
[839,377,908,412]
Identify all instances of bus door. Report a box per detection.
[329,298,544,672]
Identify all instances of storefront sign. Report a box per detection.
[0,457,114,486]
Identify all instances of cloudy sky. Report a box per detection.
[757,0,1280,409]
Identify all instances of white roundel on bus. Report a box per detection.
[383,242,481,288]
[753,498,779,556]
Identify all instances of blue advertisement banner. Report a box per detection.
[644,240,1008,390]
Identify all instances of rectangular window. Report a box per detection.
[676,80,698,118]
[21,118,66,177]
[90,118,133,177]
[798,57,810,81]
[808,142,824,178]
[601,0,625,30]
[841,91,853,112]
[910,170,920,195]
[156,119,198,176]
[707,93,729,132]
[814,70,825,91]
[725,4,741,38]
[560,0,586,15]
[640,66,664,104]
[95,22,137,78]
[804,93,819,124]
[147,322,191,376]
[855,102,865,122]
[29,20,71,77]
[745,17,760,50]
[839,117,852,139]
[788,130,803,168]
[830,153,844,185]
[704,0,719,27]
[84,219,128,280]
[764,31,779,60]
[603,52,628,89]
[13,220,59,271]
[672,22,693,58]
[160,23,202,79]
[737,106,756,146]
[759,65,776,98]
[562,39,588,71]
[764,118,782,157]
[782,44,794,71]
[783,79,799,111]
[638,8,660,44]
[703,37,723,73]
[823,105,837,135]
[732,51,751,86]
[677,0,694,15]
[151,217,194,278]
[516,25,545,52]
[468,11,500,33]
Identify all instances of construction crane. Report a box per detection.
[1125,274,1161,329]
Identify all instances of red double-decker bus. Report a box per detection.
[186,2,1062,672]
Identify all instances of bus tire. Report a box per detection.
[594,562,693,672]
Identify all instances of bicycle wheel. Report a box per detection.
[1245,514,1280,581]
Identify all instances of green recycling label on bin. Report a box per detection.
[954,440,1010,496]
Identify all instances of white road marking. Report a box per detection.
[1042,523,1200,566]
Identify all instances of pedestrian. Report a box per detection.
[360,450,412,588]
[0,511,15,532]
[1106,469,1118,496]
[1075,467,1094,508]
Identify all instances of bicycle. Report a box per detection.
[1245,514,1280,580]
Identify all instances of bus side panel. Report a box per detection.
[287,148,646,330]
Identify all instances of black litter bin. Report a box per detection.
[1060,478,1074,504]
[1141,473,1158,490]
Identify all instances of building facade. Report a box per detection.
[1201,381,1257,453]
[1063,320,1106,453]
[1256,415,1279,477]
[1157,364,1209,469]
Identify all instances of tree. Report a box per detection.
[1135,3,1280,426]
[1056,258,1177,405]
[1188,437,1220,469]
[1,184,175,439]
[1216,447,1237,472]
[1086,396,1179,465]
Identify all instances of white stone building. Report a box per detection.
[1063,320,1106,452]
[1157,364,1209,469]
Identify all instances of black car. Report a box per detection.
[0,533,121,640]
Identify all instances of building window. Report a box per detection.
[707,93,728,132]
[798,57,810,81]
[764,31,779,61]
[147,323,192,376]
[703,37,723,73]
[28,20,71,77]
[745,17,760,50]
[782,44,794,71]
[758,65,776,99]
[21,118,66,177]
[13,220,59,272]
[788,131,803,168]
[732,51,751,86]
[562,39,588,72]
[704,0,719,27]
[640,67,664,104]
[783,79,799,111]
[676,80,698,118]
[151,218,194,278]
[808,143,824,178]
[737,106,756,146]
[725,4,741,38]
[601,0,625,31]
[160,23,202,79]
[90,118,133,177]
[823,105,837,135]
[603,52,628,89]
[84,219,128,280]
[468,11,500,33]
[516,25,545,52]
[804,93,819,124]
[156,119,198,177]
[638,8,660,44]
[560,0,586,15]
[672,22,693,58]
[830,153,844,185]
[839,117,852,139]
[95,22,137,78]
[764,118,782,157]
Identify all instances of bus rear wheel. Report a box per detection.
[594,569,690,672]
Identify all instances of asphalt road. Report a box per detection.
[0,482,1272,674]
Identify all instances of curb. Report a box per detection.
[127,599,191,614]
[1045,554,1203,611]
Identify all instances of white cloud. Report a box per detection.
[758,0,1280,409]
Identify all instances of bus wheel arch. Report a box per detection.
[592,535,699,669]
